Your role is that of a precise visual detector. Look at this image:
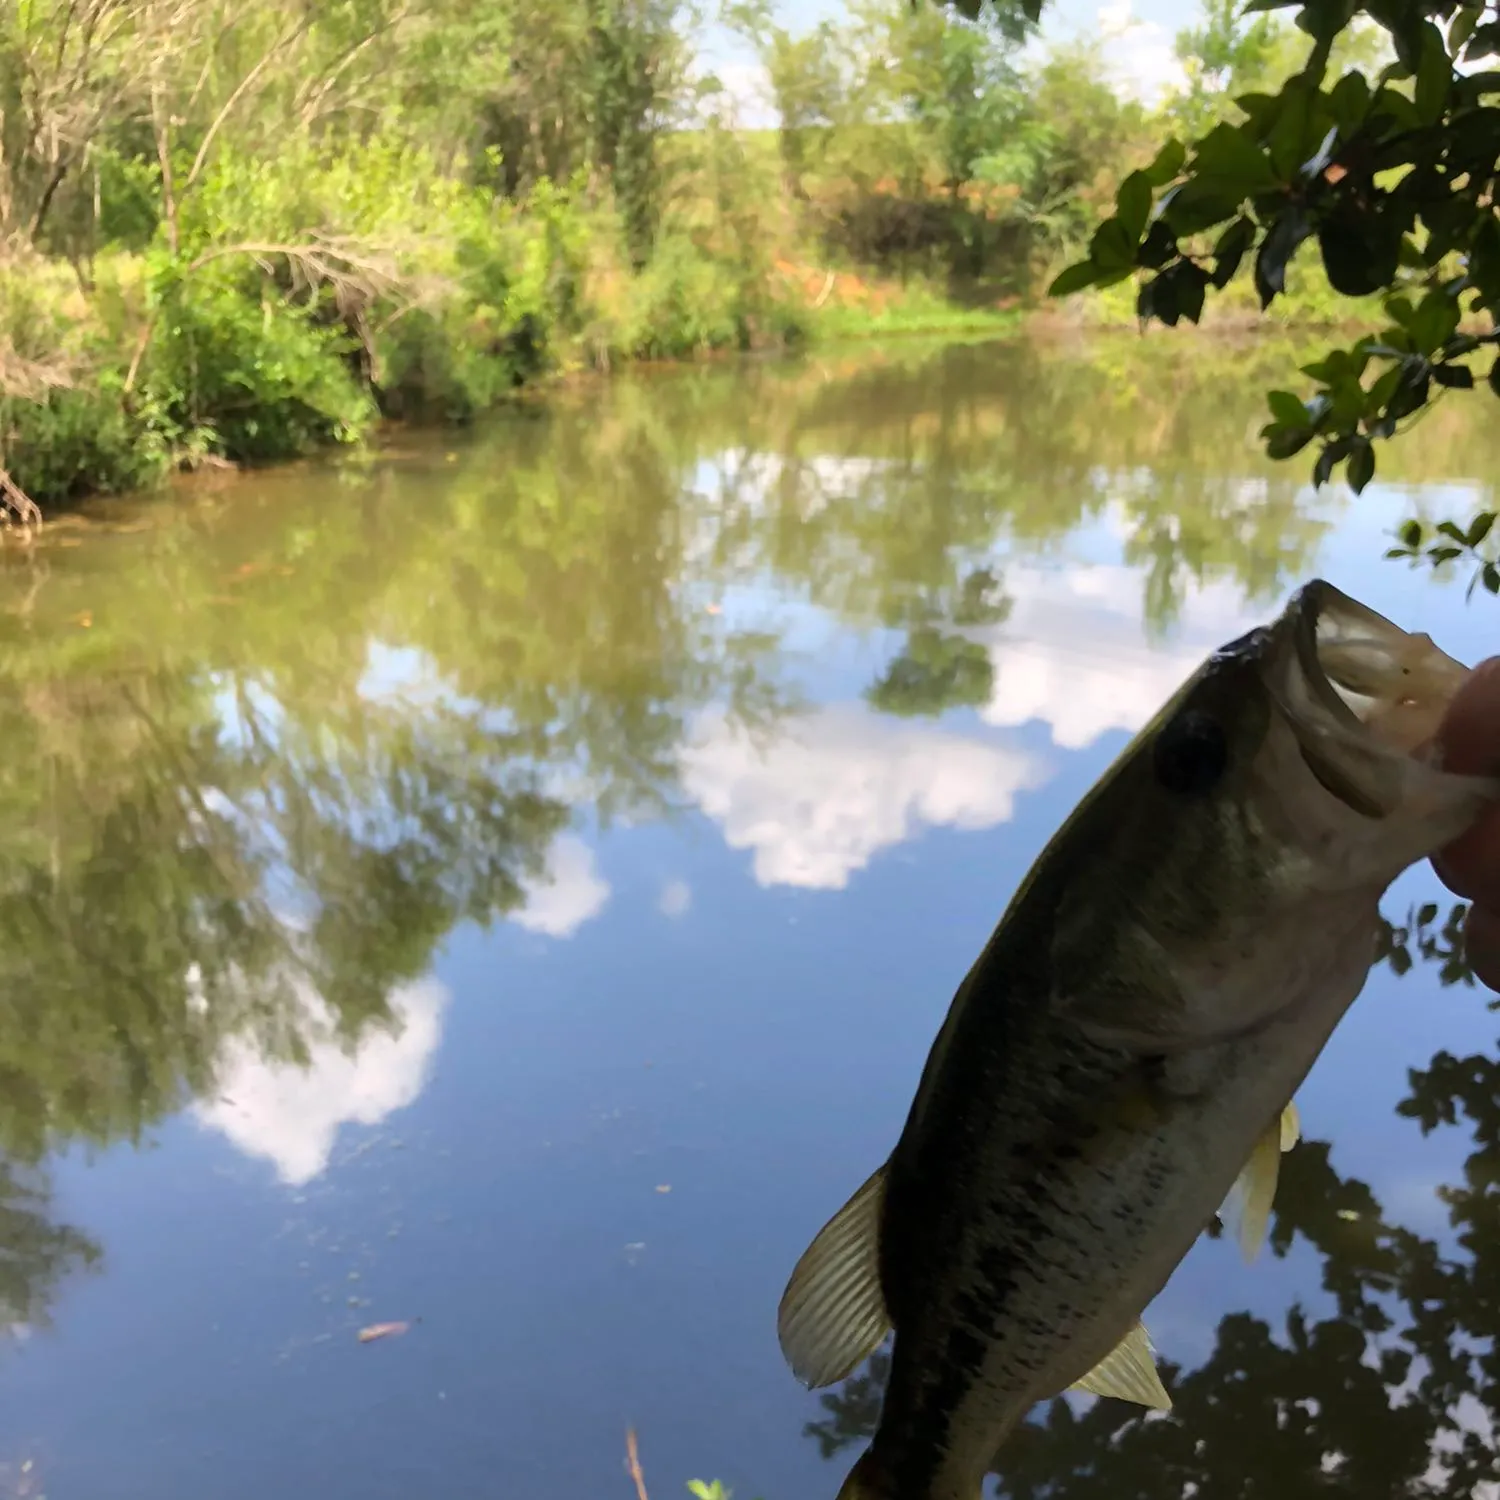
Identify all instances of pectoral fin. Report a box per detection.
[777,1164,891,1389]
[1069,1320,1172,1410]
[1220,1102,1301,1263]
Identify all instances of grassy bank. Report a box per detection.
[0,159,1367,525]
[0,138,1034,518]
[0,0,1391,520]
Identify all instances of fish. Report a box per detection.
[776,579,1498,1500]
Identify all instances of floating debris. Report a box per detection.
[655,1184,671,1194]
[625,1427,649,1500]
[357,1321,411,1344]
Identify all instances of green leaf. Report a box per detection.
[1369,85,1420,133]
[1144,138,1186,187]
[1348,440,1376,494]
[1410,290,1461,355]
[1268,390,1308,426]
[1318,203,1403,297]
[1116,171,1153,244]
[1465,20,1500,61]
[1160,179,1245,237]
[1385,295,1415,327]
[1090,217,1137,272]
[1265,422,1315,459]
[1467,511,1496,546]
[1266,79,1314,182]
[1489,358,1500,396]
[1233,92,1281,131]
[1192,123,1280,194]
[1414,22,1452,124]
[1211,216,1254,287]
[1256,208,1313,307]
[1432,362,1475,388]
[1387,366,1432,423]
[1485,561,1500,593]
[1174,263,1209,325]
[1136,220,1177,270]
[1048,261,1101,297]
[1473,216,1500,306]
[1430,545,1464,563]
[1328,70,1370,134]
[1400,519,1424,548]
[1452,5,1483,54]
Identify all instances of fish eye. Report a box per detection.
[1153,709,1229,794]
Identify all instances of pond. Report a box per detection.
[0,332,1496,1500]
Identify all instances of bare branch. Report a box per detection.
[0,339,82,402]
[151,75,178,255]
[184,16,314,192]
[0,467,44,530]
[294,7,411,128]
[124,232,451,394]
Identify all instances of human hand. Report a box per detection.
[1431,657,1500,991]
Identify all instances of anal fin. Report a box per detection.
[1069,1320,1172,1411]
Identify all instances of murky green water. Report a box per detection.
[0,333,1497,1500]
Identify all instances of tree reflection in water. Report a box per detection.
[803,902,1499,1498]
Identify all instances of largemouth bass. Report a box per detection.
[778,579,1498,1500]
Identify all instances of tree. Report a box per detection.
[938,0,1500,590]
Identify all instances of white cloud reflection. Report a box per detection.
[980,564,1261,751]
[513,834,611,938]
[681,703,1048,890]
[194,977,448,1186]
[659,878,693,918]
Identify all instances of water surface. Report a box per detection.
[0,334,1497,1500]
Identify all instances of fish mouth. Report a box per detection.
[1279,579,1469,754]
[1256,579,1476,818]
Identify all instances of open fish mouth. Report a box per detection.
[1252,577,1472,768]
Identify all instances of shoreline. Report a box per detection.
[2,305,1388,532]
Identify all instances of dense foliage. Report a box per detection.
[0,0,1381,514]
[1005,0,1500,588]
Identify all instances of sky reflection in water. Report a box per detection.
[0,337,1494,1499]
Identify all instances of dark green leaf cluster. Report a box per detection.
[1044,0,1500,499]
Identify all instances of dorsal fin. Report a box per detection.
[777,1164,891,1388]
[1221,1101,1301,1262]
[1069,1320,1172,1410]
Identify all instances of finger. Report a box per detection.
[1465,903,1500,993]
[1432,805,1500,904]
[1434,656,1500,776]
[1432,656,1500,901]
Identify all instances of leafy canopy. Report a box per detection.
[937,0,1500,591]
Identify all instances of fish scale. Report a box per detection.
[775,580,1500,1500]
